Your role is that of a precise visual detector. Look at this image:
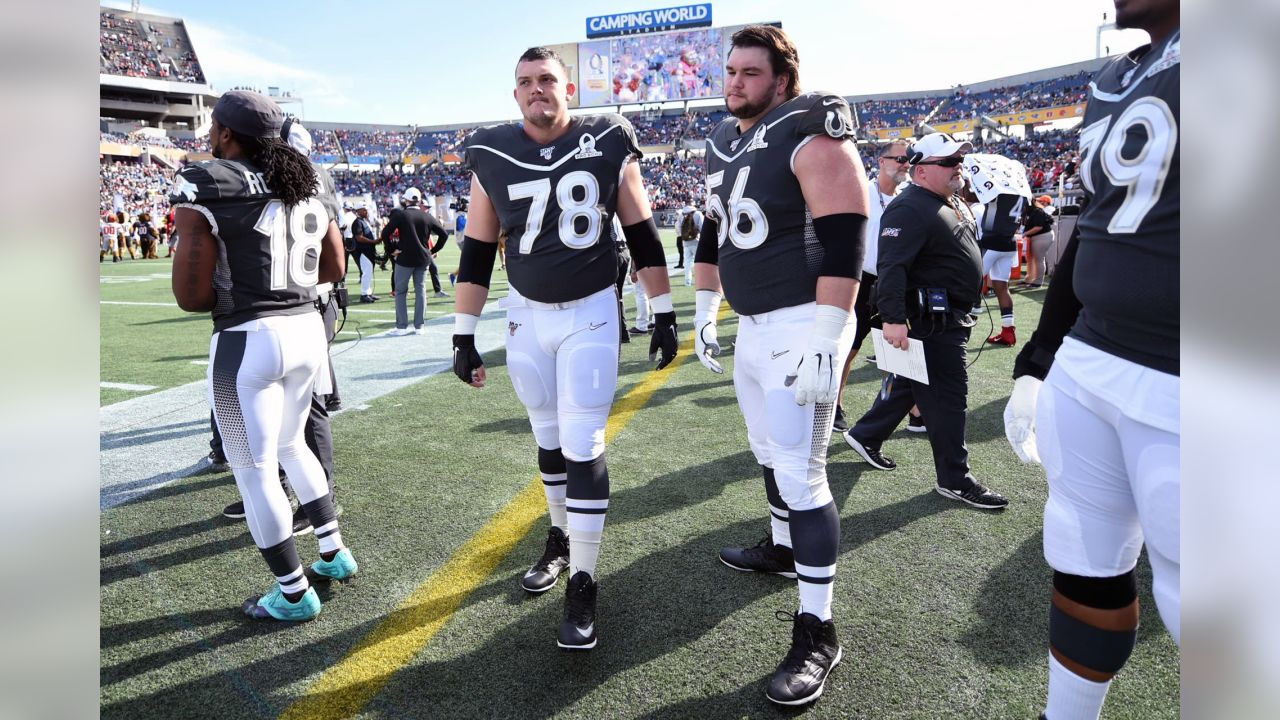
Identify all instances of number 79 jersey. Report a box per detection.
[1071,31,1180,375]
[168,157,340,332]
[464,114,642,304]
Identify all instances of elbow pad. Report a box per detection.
[457,237,498,288]
[694,218,719,265]
[622,217,666,270]
[813,213,867,279]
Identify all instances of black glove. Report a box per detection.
[648,311,678,370]
[452,334,484,384]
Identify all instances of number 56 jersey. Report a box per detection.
[169,158,340,332]
[464,115,642,304]
[704,92,856,317]
[1072,31,1180,375]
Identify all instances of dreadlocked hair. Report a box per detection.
[233,131,318,207]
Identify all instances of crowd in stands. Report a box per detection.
[640,154,705,211]
[972,128,1081,191]
[330,164,471,216]
[411,128,475,156]
[100,161,174,219]
[100,10,205,83]
[932,72,1092,122]
[856,97,941,130]
[335,130,416,158]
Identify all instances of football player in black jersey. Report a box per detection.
[1002,2,1180,718]
[692,26,869,706]
[171,91,357,622]
[451,47,678,651]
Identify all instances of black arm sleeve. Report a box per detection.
[693,217,719,265]
[873,206,927,324]
[622,217,666,270]
[1012,215,1084,380]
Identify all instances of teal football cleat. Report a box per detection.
[310,548,358,582]
[242,585,321,621]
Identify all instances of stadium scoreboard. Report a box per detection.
[545,5,778,109]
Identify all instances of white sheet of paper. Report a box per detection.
[871,329,930,385]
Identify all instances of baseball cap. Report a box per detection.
[212,90,284,139]
[280,117,313,157]
[403,188,423,203]
[1035,195,1053,205]
[908,132,972,164]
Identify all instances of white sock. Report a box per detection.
[769,504,791,548]
[541,472,568,530]
[1045,654,1111,720]
[566,498,607,578]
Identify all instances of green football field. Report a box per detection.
[99,232,1178,719]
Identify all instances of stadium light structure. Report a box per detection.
[1096,12,1118,58]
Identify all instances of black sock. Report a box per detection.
[321,549,339,562]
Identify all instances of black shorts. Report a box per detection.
[852,271,877,352]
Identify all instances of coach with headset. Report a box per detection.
[841,132,1009,510]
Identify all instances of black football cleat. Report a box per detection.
[719,535,797,578]
[557,571,598,650]
[766,611,843,706]
[522,526,570,593]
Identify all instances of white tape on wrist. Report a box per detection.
[454,313,479,335]
[649,293,674,314]
[811,304,850,343]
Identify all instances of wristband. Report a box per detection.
[649,292,674,314]
[454,312,479,335]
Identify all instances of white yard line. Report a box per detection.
[101,382,158,392]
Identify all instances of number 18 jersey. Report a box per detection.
[169,158,340,332]
[1072,31,1180,375]
[464,114,642,304]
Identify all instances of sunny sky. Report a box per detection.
[103,0,1150,127]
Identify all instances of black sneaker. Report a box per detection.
[906,413,927,433]
[557,571,598,650]
[522,526,570,593]
[935,481,1009,510]
[292,506,314,536]
[207,451,229,473]
[325,398,343,413]
[842,433,896,470]
[832,405,849,433]
[719,536,797,578]
[766,611,843,706]
[223,500,245,519]
[628,326,651,336]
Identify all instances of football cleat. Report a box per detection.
[557,571,598,650]
[223,500,246,519]
[906,413,927,434]
[767,611,843,706]
[243,585,321,621]
[935,482,1009,510]
[291,507,313,536]
[522,526,570,593]
[832,405,849,433]
[719,536,797,578]
[987,327,1017,346]
[207,451,229,474]
[310,548,359,583]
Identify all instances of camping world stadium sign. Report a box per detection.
[585,4,713,38]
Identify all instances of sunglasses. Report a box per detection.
[880,155,909,163]
[916,156,965,168]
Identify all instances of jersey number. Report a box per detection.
[706,167,768,250]
[1077,96,1177,234]
[507,171,602,255]
[254,198,327,290]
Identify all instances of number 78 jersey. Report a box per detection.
[464,114,642,304]
[168,157,341,332]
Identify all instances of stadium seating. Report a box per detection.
[100,9,205,83]
[100,161,175,219]
[931,72,1091,122]
[855,96,944,130]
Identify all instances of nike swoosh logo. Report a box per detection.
[771,350,789,359]
[582,623,594,635]
[588,322,607,331]
[822,98,840,106]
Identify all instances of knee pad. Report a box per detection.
[1050,570,1138,676]
[564,343,617,410]
[508,352,552,411]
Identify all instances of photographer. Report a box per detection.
[842,133,1008,510]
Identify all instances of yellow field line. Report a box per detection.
[280,330,700,720]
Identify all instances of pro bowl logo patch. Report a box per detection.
[574,134,602,159]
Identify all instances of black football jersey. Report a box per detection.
[703,92,856,316]
[464,114,641,303]
[169,158,339,332]
[1071,31,1179,375]
[978,194,1024,252]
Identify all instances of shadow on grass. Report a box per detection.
[132,315,206,326]
[470,417,529,435]
[100,531,255,587]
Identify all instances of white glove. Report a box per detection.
[694,289,723,374]
[787,305,850,406]
[1004,375,1043,464]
